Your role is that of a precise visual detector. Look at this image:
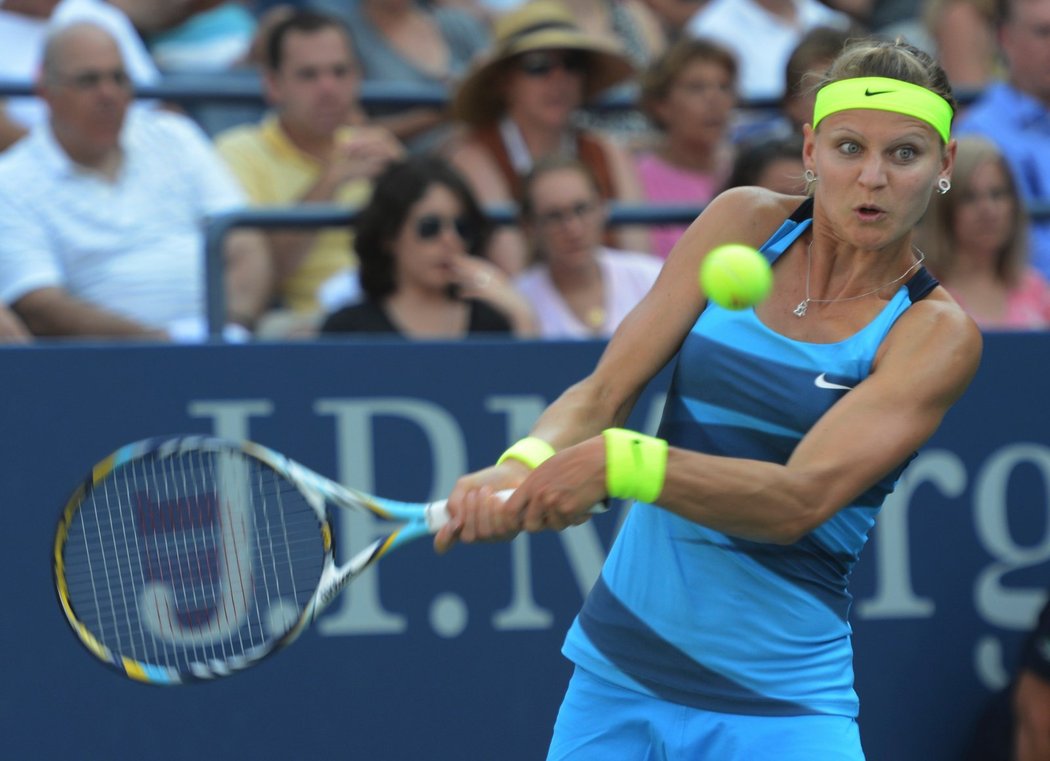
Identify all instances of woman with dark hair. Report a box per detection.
[321,156,535,337]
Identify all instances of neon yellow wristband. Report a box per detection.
[497,436,556,470]
[602,428,668,503]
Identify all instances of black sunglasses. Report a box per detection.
[415,214,474,242]
[516,50,587,78]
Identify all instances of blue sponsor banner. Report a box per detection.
[0,336,1046,760]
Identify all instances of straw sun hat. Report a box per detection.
[452,0,636,127]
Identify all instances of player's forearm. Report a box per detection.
[656,449,821,544]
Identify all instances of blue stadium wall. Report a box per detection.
[1,335,1046,760]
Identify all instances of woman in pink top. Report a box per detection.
[633,37,738,259]
[516,156,662,338]
[921,136,1050,330]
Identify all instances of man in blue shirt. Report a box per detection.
[956,0,1050,278]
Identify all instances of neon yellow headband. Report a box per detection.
[813,77,953,143]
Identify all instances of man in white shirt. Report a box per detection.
[0,0,160,150]
[686,0,851,103]
[0,21,271,340]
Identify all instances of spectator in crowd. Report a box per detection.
[0,0,160,151]
[634,36,736,259]
[443,0,647,275]
[215,10,403,321]
[0,22,272,341]
[1015,596,1050,761]
[321,155,535,338]
[923,0,1002,92]
[966,594,1050,761]
[956,0,1050,280]
[781,25,853,133]
[307,0,490,153]
[919,136,1050,329]
[516,156,661,337]
[685,0,852,104]
[723,132,806,195]
[732,25,857,146]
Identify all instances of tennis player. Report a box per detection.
[436,37,983,759]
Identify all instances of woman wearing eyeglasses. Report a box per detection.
[517,156,662,338]
[443,0,649,275]
[320,155,536,338]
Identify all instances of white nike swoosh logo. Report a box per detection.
[814,373,854,391]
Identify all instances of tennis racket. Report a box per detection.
[52,435,494,685]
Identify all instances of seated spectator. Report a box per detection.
[723,132,806,195]
[443,0,647,274]
[1014,596,1050,761]
[215,9,403,320]
[321,155,535,338]
[0,0,161,151]
[634,36,737,259]
[920,136,1050,330]
[956,0,1050,280]
[308,0,490,153]
[685,0,851,104]
[105,1,261,74]
[0,22,272,341]
[965,594,1050,761]
[923,0,1001,92]
[516,156,662,338]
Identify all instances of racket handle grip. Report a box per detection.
[425,490,608,533]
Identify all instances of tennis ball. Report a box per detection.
[699,244,773,310]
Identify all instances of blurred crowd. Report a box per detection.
[0,0,1048,346]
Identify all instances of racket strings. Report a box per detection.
[59,448,325,677]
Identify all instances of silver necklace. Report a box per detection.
[793,242,926,318]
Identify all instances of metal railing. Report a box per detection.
[204,203,705,337]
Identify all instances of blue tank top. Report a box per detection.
[562,199,938,717]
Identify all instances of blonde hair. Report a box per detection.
[920,136,1029,287]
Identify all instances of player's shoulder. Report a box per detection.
[706,186,805,235]
[885,286,983,376]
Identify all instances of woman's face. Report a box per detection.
[503,49,586,131]
[390,183,473,294]
[655,58,736,147]
[952,157,1015,257]
[526,167,605,268]
[805,109,953,250]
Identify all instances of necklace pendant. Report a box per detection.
[793,299,809,318]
